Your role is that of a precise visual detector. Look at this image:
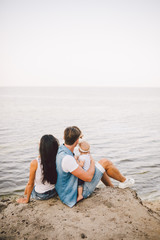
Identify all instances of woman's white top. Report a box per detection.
[35,157,55,193]
[79,154,91,171]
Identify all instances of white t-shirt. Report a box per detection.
[79,154,90,171]
[35,158,55,193]
[61,154,105,174]
[62,155,79,173]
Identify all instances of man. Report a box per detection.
[55,126,135,207]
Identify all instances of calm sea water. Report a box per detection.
[0,87,160,201]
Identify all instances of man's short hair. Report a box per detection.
[64,126,81,145]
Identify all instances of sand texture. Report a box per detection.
[0,187,160,240]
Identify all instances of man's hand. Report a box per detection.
[75,156,84,167]
[72,154,95,182]
[74,156,79,161]
[79,160,84,168]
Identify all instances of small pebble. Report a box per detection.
[81,233,87,238]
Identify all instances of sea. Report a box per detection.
[0,87,160,201]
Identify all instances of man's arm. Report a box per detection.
[71,156,95,182]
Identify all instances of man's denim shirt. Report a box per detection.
[55,144,78,207]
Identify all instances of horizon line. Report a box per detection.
[0,85,160,89]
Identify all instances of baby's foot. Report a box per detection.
[77,195,83,202]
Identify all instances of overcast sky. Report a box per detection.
[0,0,160,87]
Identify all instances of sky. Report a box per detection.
[0,0,160,87]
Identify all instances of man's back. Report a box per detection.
[55,144,78,207]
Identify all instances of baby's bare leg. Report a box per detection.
[77,186,84,202]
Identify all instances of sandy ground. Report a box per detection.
[0,187,160,240]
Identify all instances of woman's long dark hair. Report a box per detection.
[39,135,59,184]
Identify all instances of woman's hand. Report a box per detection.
[17,198,29,204]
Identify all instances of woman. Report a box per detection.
[17,135,59,203]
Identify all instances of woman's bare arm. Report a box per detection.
[17,159,37,203]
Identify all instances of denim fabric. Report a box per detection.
[55,144,78,208]
[83,166,103,199]
[31,186,57,200]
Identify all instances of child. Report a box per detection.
[77,140,91,202]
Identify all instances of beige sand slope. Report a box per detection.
[0,187,160,240]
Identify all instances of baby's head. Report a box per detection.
[78,141,90,154]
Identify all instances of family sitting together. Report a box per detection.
[17,126,135,207]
